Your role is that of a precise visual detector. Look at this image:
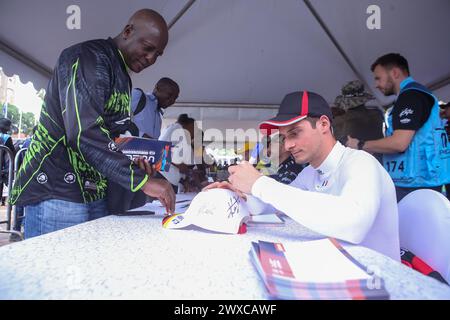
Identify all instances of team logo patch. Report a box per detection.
[64,172,76,184]
[399,108,413,118]
[114,117,131,125]
[400,118,411,124]
[108,141,118,152]
[37,172,48,184]
[84,180,98,191]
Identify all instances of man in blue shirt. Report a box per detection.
[131,77,179,138]
[347,53,450,201]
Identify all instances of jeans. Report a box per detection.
[24,199,108,239]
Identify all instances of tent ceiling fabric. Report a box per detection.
[0,49,49,90]
[310,0,450,104]
[1,0,450,120]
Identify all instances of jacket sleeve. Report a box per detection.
[62,46,148,192]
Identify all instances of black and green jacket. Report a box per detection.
[11,38,148,206]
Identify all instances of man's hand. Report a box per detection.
[134,157,155,177]
[346,135,360,149]
[141,179,176,214]
[227,161,263,194]
[202,181,247,200]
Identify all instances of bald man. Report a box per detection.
[11,9,175,239]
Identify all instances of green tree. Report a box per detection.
[21,112,36,135]
[2,103,19,124]
[1,104,36,135]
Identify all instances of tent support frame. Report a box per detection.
[303,0,382,105]
[0,38,52,79]
[168,0,197,30]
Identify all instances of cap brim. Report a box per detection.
[162,213,192,229]
[259,114,307,134]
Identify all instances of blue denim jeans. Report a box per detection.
[24,199,108,239]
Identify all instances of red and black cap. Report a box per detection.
[260,91,332,133]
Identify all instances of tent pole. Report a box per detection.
[172,102,279,110]
[168,0,197,30]
[302,0,383,106]
[427,74,450,92]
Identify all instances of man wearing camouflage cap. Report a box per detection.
[334,80,376,111]
[333,80,384,163]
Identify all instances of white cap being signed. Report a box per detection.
[162,189,250,234]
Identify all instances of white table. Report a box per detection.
[0,214,449,299]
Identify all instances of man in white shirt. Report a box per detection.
[208,91,400,261]
[159,114,195,188]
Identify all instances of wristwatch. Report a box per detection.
[357,140,366,150]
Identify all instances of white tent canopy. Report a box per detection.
[1,0,450,123]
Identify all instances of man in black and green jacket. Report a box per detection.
[11,9,175,238]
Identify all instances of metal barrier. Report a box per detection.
[14,148,28,180]
[0,146,25,240]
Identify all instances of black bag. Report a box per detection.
[133,88,147,116]
[127,88,147,137]
[106,180,148,215]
